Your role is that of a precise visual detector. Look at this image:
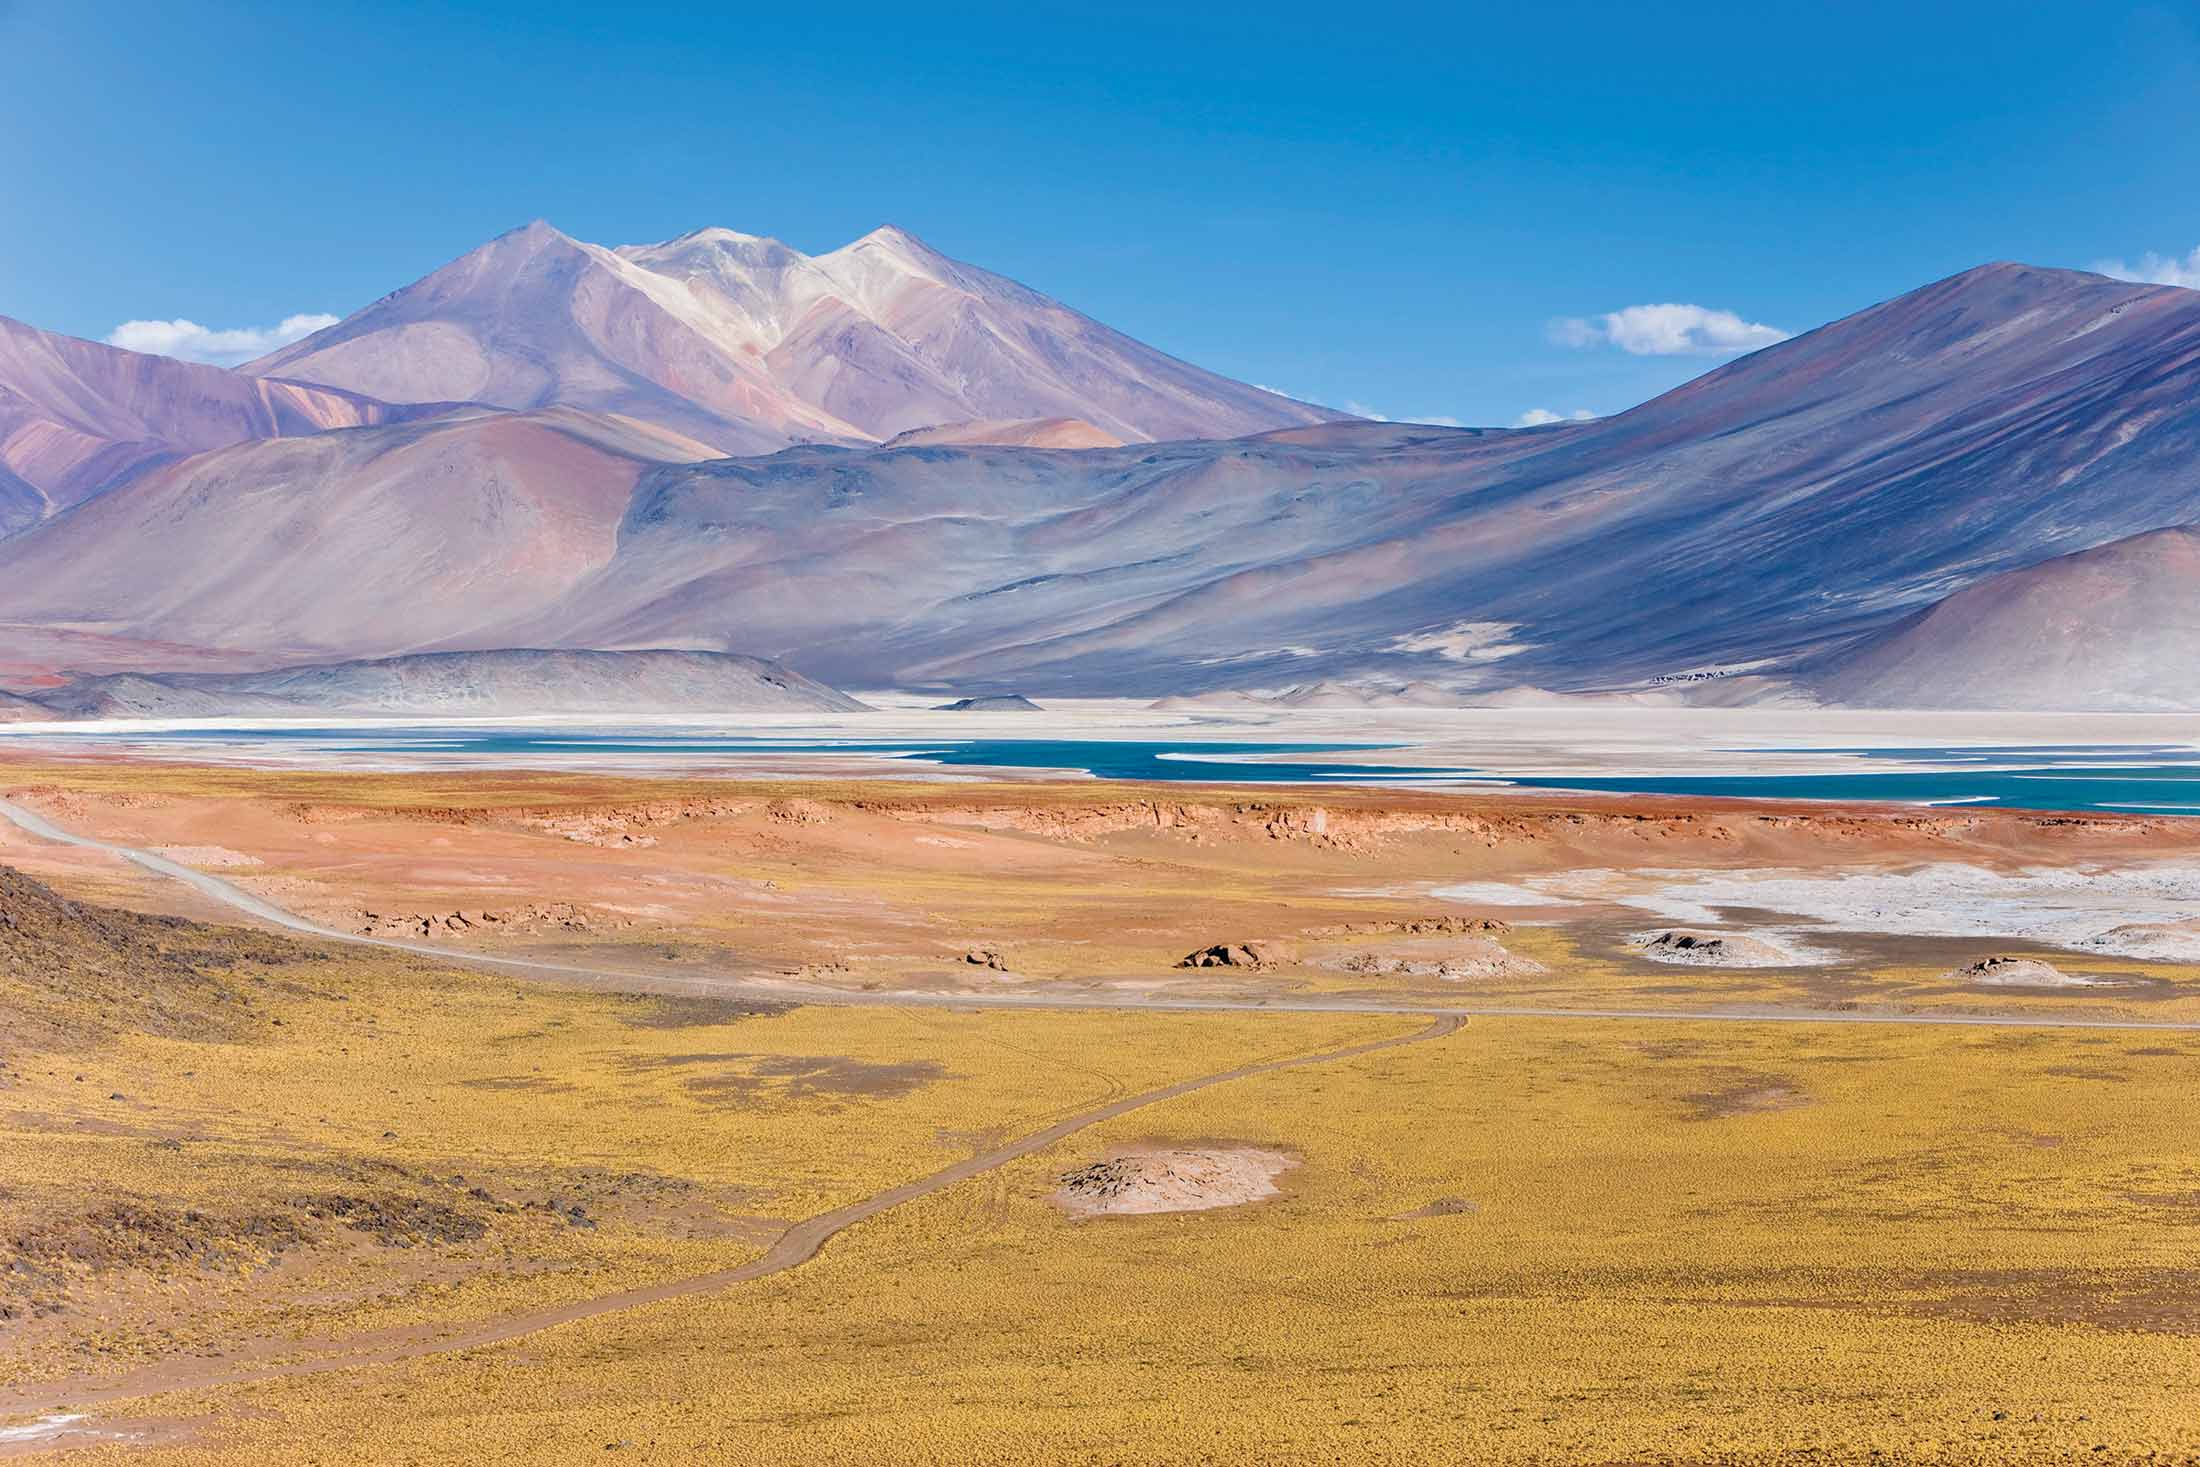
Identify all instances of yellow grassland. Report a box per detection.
[20,1009,2198,1464]
[1,946,1388,1390]
[3,761,2197,1463]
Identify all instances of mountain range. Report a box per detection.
[1,225,2197,711]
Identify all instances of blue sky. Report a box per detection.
[4,0,2197,427]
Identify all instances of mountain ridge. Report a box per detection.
[243,219,1343,451]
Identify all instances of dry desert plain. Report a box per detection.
[0,752,2196,1464]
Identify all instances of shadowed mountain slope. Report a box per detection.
[471,264,2200,695]
[0,690,55,723]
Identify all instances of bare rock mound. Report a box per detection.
[1338,936,1544,981]
[354,903,629,941]
[1949,955,2113,989]
[1177,942,1273,970]
[1631,928,1800,968]
[932,694,1042,712]
[1309,916,1512,938]
[1055,1146,1297,1217]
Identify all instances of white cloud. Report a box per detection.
[1342,400,1466,427]
[2093,246,2200,289]
[1514,407,1596,427]
[1259,389,1462,428]
[105,312,340,367]
[1550,303,1788,356]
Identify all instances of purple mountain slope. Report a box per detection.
[0,314,445,531]
[245,222,1343,451]
[466,263,2200,694]
[0,407,717,658]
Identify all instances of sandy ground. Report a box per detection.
[5,755,2200,1030]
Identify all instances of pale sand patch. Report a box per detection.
[1428,880,1582,907]
[0,1413,190,1457]
[147,845,263,869]
[1054,1146,1297,1217]
[0,1416,83,1446]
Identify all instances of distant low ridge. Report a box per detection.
[31,649,867,719]
[884,419,1124,450]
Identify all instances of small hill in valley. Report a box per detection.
[1809,525,2200,710]
[932,694,1043,712]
